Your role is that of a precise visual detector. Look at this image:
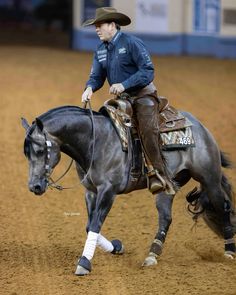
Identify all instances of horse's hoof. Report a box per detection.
[75,265,90,276]
[142,254,158,267]
[224,252,235,260]
[111,239,125,255]
[75,256,91,276]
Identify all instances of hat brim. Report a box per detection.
[82,12,131,27]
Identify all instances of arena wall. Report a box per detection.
[72,0,236,58]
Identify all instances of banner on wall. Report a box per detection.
[194,0,221,33]
[135,0,168,33]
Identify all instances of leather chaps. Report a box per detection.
[131,94,166,175]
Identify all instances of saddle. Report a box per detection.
[100,96,194,151]
[99,95,195,193]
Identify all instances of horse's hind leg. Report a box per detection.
[223,198,235,258]
[202,179,235,258]
[143,192,174,266]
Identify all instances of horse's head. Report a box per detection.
[22,117,61,195]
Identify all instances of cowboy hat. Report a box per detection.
[82,7,131,27]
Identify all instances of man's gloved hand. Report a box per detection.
[109,83,125,96]
[82,86,93,103]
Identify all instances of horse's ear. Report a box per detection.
[21,117,30,131]
[35,118,44,131]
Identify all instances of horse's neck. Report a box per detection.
[44,111,93,164]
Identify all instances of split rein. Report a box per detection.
[47,100,96,191]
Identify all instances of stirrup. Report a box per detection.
[147,170,167,194]
[147,170,175,195]
[147,170,167,187]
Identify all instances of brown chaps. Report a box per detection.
[132,95,166,175]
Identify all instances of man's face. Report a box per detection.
[95,22,116,42]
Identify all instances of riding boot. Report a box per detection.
[147,169,166,194]
[147,168,175,195]
[133,95,176,195]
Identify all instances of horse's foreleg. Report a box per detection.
[97,233,124,254]
[143,192,174,266]
[75,233,124,276]
[85,190,96,233]
[75,185,116,275]
[85,192,124,252]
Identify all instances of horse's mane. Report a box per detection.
[24,106,102,156]
[37,105,102,122]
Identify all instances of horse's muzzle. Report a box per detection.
[29,180,47,196]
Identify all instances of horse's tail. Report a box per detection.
[186,152,235,237]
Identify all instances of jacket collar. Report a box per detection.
[105,31,122,50]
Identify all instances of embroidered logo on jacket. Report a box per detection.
[118,47,127,54]
[97,49,107,63]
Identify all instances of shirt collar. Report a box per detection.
[105,31,122,50]
[111,31,122,45]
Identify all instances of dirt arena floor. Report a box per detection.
[1,32,236,295]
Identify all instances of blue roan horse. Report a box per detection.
[22,105,236,275]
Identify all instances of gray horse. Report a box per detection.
[22,105,235,275]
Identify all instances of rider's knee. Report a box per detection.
[136,97,155,106]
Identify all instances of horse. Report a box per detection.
[21,105,236,276]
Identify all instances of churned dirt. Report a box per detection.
[0,31,236,295]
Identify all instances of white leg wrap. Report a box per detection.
[97,234,114,252]
[82,231,99,260]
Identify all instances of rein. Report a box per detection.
[80,100,96,184]
[44,100,96,191]
[47,158,75,191]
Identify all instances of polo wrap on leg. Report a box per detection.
[97,233,114,252]
[149,239,163,257]
[224,238,236,254]
[82,231,99,260]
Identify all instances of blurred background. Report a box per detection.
[0,0,236,58]
[1,2,236,294]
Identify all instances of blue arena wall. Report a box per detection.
[72,29,236,59]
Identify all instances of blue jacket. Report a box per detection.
[86,31,155,93]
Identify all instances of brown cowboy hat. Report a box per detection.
[82,7,131,27]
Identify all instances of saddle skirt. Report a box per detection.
[100,96,195,152]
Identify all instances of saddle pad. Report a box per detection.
[106,105,129,151]
[160,126,195,150]
[101,105,195,152]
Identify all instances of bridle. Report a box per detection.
[41,100,96,191]
[43,132,75,191]
[44,138,53,179]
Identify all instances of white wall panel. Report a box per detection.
[221,0,236,36]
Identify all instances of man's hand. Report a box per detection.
[109,83,125,96]
[82,87,93,103]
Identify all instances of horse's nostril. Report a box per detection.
[34,184,41,191]
[29,181,46,195]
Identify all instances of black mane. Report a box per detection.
[23,106,103,157]
[37,105,102,122]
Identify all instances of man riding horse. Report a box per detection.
[81,7,175,195]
